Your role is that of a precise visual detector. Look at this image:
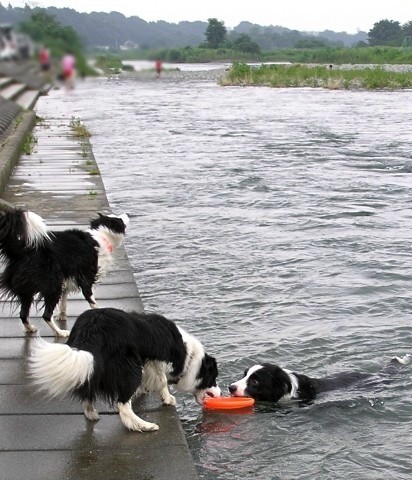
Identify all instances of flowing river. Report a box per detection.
[36,62,412,480]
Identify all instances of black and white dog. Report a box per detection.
[0,209,129,337]
[229,356,411,402]
[29,307,221,432]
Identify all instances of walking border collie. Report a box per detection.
[29,307,221,432]
[0,209,129,337]
[229,356,411,402]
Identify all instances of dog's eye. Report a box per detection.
[250,378,259,386]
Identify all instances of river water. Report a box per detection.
[36,63,412,480]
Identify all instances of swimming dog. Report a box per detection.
[229,356,411,402]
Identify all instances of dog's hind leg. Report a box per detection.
[45,315,70,337]
[118,400,159,432]
[56,289,68,321]
[140,362,176,405]
[43,296,70,337]
[89,294,97,308]
[80,283,98,309]
[83,400,100,421]
[19,296,37,333]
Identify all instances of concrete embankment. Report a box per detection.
[0,61,200,480]
[0,61,41,197]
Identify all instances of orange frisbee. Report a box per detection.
[203,396,255,410]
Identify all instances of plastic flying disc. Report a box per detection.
[203,397,255,410]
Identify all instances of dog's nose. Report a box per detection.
[228,384,237,394]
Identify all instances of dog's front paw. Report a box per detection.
[162,394,176,406]
[24,323,37,333]
[138,421,159,432]
[56,329,70,337]
[84,409,100,421]
[123,418,159,432]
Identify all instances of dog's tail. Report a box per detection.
[29,339,94,398]
[380,354,412,376]
[0,210,51,258]
[23,211,52,248]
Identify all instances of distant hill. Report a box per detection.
[232,22,367,48]
[0,4,367,49]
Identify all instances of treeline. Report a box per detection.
[110,45,412,65]
[200,18,412,54]
[113,18,412,64]
[1,3,368,49]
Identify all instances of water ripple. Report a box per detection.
[36,71,412,480]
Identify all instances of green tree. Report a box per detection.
[168,48,185,62]
[20,11,81,51]
[19,10,93,76]
[205,18,227,49]
[232,33,261,54]
[294,38,330,49]
[368,19,403,46]
[354,40,369,48]
[402,21,412,37]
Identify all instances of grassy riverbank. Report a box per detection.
[100,46,412,65]
[220,63,412,90]
[260,46,412,65]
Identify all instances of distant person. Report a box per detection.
[39,47,51,73]
[155,58,162,78]
[61,52,76,89]
[18,35,31,60]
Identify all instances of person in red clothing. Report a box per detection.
[61,51,76,89]
[155,58,162,78]
[39,47,50,72]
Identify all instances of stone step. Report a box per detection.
[0,77,13,89]
[0,82,26,101]
[15,89,40,109]
[40,83,53,94]
[0,96,22,142]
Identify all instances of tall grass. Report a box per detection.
[94,54,134,74]
[220,64,412,90]
[69,117,91,137]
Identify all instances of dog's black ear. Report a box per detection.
[197,354,219,389]
[269,367,293,402]
[98,213,103,218]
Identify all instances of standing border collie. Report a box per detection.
[29,307,221,432]
[229,356,411,402]
[0,209,129,337]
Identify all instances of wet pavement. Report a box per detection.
[0,93,200,479]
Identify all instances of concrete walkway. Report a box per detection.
[0,103,200,478]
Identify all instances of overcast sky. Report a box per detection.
[6,0,411,33]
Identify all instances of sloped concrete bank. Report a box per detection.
[0,67,200,480]
[0,108,36,196]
